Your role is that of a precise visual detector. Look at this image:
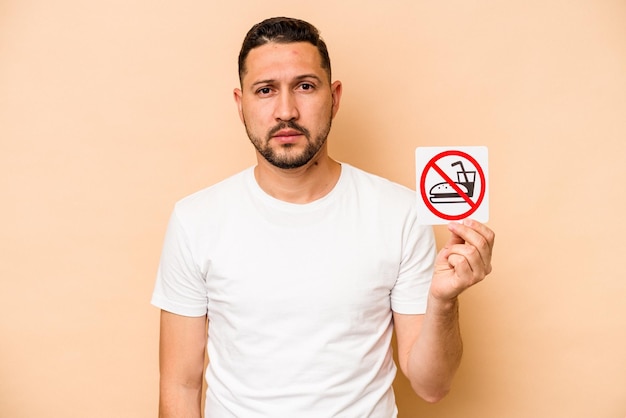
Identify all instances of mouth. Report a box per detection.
[271,129,304,143]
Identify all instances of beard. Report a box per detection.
[245,119,332,169]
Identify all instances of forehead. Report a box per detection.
[242,42,325,85]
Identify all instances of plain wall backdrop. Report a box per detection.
[1,1,625,417]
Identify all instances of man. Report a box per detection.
[152,17,495,418]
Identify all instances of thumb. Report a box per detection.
[444,223,465,248]
[435,224,464,264]
[436,223,466,266]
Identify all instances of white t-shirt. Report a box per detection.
[152,163,436,418]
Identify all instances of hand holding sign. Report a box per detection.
[430,219,495,302]
[415,146,489,225]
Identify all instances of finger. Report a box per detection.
[449,241,491,279]
[447,253,476,286]
[435,231,464,267]
[448,220,494,273]
[443,226,465,248]
[448,253,469,271]
[463,219,495,255]
[447,243,486,280]
[449,220,495,249]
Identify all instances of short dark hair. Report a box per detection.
[238,17,332,83]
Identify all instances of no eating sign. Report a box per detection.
[415,146,489,225]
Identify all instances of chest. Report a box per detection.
[203,214,402,322]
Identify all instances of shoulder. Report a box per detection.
[342,163,416,206]
[172,167,252,221]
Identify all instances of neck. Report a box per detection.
[254,147,341,204]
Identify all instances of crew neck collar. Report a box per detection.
[246,163,349,212]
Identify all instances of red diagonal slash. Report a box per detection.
[428,161,477,208]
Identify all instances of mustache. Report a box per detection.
[267,121,310,139]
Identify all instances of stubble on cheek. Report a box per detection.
[242,108,333,169]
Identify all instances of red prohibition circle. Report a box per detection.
[419,150,486,221]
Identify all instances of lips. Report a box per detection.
[271,129,304,143]
[272,129,302,138]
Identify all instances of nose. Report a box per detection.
[273,90,299,121]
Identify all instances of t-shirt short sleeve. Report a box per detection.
[151,209,208,317]
[390,212,436,315]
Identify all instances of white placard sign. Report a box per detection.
[415,146,489,225]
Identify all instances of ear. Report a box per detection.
[330,80,343,119]
[233,88,244,123]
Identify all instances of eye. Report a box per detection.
[299,83,314,91]
[256,87,273,96]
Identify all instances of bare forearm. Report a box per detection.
[158,311,207,418]
[407,296,463,402]
[159,382,202,418]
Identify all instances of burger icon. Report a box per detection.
[429,161,476,204]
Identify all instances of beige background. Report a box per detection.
[1,0,625,417]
